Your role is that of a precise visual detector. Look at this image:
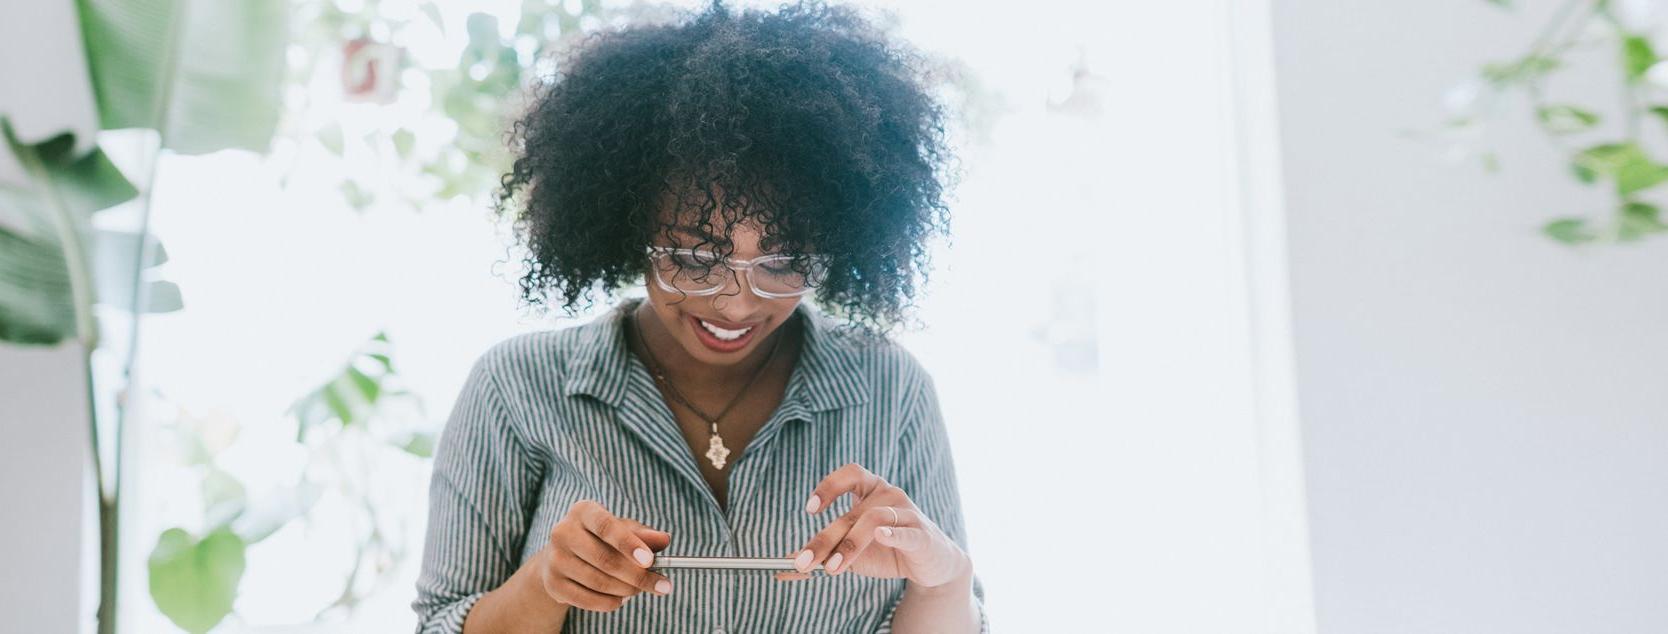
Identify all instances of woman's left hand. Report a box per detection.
[774,463,970,589]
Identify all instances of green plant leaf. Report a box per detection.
[201,468,247,529]
[291,333,409,440]
[1536,105,1600,134]
[1619,201,1668,240]
[322,383,355,426]
[1572,162,1598,184]
[317,122,344,156]
[339,179,373,211]
[77,0,289,154]
[144,279,183,312]
[90,228,185,314]
[147,527,246,634]
[1543,217,1597,245]
[1573,143,1638,173]
[16,131,139,222]
[1624,35,1657,83]
[1482,55,1559,86]
[0,226,76,344]
[391,128,415,159]
[0,125,139,346]
[1569,142,1668,195]
[1616,156,1668,196]
[346,365,381,402]
[419,1,445,33]
[398,431,436,458]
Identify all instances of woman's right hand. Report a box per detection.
[533,499,675,612]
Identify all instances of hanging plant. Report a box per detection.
[1417,0,1668,244]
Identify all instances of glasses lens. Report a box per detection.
[751,256,824,295]
[652,250,727,292]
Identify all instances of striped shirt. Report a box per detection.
[412,297,990,633]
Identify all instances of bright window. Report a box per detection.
[121,1,1312,631]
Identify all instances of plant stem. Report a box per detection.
[3,119,117,634]
[83,347,119,634]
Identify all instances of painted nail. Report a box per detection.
[656,580,673,594]
[634,548,653,566]
[827,552,843,574]
[804,494,820,514]
[795,549,813,572]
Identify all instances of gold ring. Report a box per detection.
[885,506,900,526]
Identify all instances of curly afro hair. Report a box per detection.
[495,0,957,333]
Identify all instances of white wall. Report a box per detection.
[0,341,91,633]
[1271,1,1668,632]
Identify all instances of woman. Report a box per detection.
[412,1,987,632]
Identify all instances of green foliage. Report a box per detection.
[0,125,137,345]
[151,330,435,629]
[147,528,246,634]
[283,0,663,212]
[1619,200,1668,239]
[1570,142,1668,195]
[77,0,289,153]
[1481,55,1560,86]
[3,3,293,632]
[1536,105,1600,134]
[1543,217,1598,244]
[287,330,436,458]
[2,0,290,348]
[1623,35,1657,83]
[1439,0,1668,245]
[93,228,182,313]
[290,331,397,438]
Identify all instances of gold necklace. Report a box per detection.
[630,310,786,470]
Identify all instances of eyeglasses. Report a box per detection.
[646,246,828,299]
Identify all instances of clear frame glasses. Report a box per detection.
[646,246,828,299]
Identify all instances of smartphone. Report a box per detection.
[650,555,825,572]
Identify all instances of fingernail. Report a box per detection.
[794,549,813,572]
[804,494,820,514]
[656,580,673,594]
[634,548,653,566]
[827,552,843,573]
[880,526,893,537]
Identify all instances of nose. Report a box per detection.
[710,268,764,317]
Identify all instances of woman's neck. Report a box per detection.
[628,300,799,395]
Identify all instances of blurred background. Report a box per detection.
[3,0,1666,632]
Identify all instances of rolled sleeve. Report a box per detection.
[412,350,547,633]
[874,365,990,634]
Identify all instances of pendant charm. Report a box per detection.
[706,433,731,470]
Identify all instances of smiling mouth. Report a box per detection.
[697,318,753,341]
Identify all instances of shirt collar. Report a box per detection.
[561,297,872,413]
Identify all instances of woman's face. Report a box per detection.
[641,213,805,369]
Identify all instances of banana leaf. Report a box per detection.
[78,0,289,154]
[0,0,288,346]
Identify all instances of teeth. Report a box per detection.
[699,318,751,341]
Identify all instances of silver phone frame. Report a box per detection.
[650,556,825,572]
